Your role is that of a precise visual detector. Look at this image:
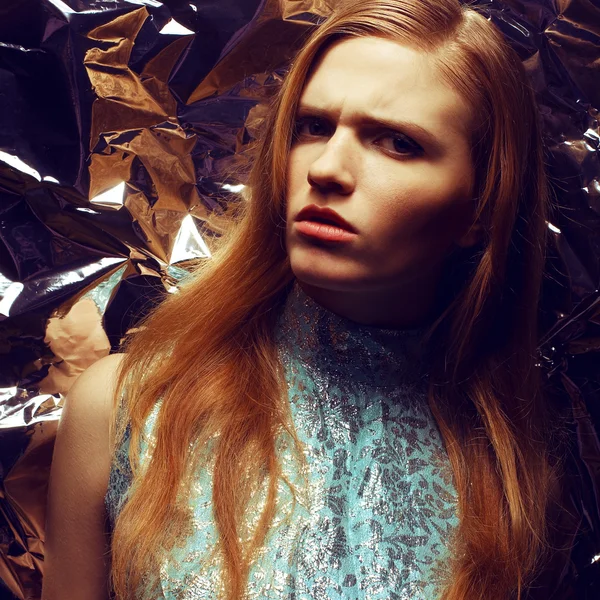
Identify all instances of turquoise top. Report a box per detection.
[105,281,458,599]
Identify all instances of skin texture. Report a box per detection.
[42,354,123,600]
[285,36,483,328]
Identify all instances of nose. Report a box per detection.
[306,129,356,195]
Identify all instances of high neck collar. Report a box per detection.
[275,281,431,388]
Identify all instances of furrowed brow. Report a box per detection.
[296,102,445,152]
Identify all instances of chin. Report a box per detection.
[287,243,376,292]
[290,264,362,293]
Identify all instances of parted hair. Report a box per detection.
[109,1,561,598]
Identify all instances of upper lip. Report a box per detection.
[295,204,357,233]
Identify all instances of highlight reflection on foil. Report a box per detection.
[0,0,598,598]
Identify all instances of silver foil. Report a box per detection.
[0,0,598,597]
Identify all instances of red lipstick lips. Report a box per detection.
[294,204,357,243]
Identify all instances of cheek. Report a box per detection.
[285,150,307,212]
[287,147,311,186]
[370,187,470,250]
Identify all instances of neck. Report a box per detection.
[296,271,441,330]
[275,280,431,388]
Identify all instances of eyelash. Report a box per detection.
[292,116,424,158]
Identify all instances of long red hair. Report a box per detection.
[110,1,560,598]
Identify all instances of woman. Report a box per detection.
[42,0,565,598]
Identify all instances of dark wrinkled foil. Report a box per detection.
[0,0,598,597]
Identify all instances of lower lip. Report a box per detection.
[294,220,357,243]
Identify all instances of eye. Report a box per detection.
[292,116,332,139]
[375,132,424,158]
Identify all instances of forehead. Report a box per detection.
[299,36,473,142]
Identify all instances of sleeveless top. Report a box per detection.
[105,281,459,599]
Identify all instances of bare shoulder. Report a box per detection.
[56,351,124,450]
[68,352,125,407]
[42,353,126,600]
[60,353,125,451]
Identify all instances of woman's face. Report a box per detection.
[285,36,482,295]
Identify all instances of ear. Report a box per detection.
[455,220,484,248]
[454,194,484,248]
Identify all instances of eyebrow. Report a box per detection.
[296,103,445,153]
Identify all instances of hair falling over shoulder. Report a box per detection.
[109,1,563,598]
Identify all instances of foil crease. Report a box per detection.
[0,0,598,597]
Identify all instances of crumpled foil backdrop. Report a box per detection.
[0,0,598,597]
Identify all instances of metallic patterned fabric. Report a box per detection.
[106,281,458,599]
